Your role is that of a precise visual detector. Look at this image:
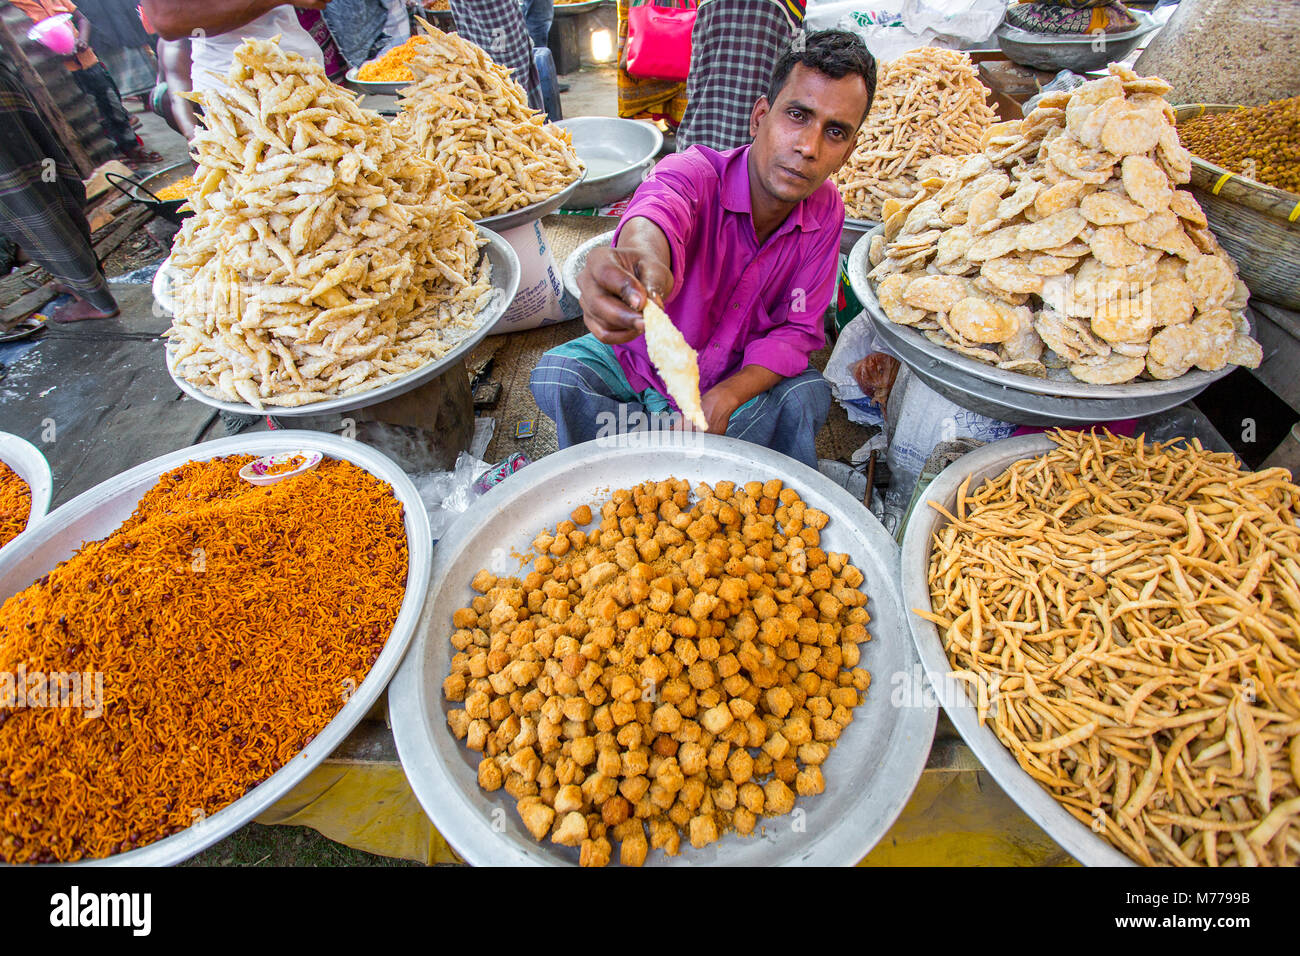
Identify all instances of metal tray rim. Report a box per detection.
[476,175,587,232]
[847,227,1237,400]
[899,433,1136,866]
[0,432,54,542]
[160,228,520,417]
[0,430,432,867]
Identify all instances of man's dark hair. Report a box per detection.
[767,30,877,125]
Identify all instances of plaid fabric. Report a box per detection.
[0,59,114,311]
[676,0,802,152]
[71,62,137,154]
[449,0,544,112]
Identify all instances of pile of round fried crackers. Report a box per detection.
[867,65,1263,387]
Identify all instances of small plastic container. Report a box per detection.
[238,450,322,486]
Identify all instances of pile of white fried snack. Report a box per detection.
[167,37,492,409]
[868,65,1263,386]
[394,25,583,220]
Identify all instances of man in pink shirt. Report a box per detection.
[531,30,876,468]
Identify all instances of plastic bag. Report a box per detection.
[880,367,1016,532]
[414,452,489,541]
[1021,69,1086,113]
[822,312,899,426]
[806,0,1003,60]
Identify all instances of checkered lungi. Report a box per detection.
[449,0,544,112]
[0,58,115,312]
[676,0,804,153]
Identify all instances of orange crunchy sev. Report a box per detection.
[0,455,407,863]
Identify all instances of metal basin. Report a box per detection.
[554,117,662,210]
[390,431,936,866]
[899,434,1134,865]
[476,176,586,232]
[0,432,53,544]
[561,229,615,302]
[0,431,432,866]
[996,10,1159,73]
[160,227,520,417]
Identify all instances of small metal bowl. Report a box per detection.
[554,117,662,210]
[995,10,1159,74]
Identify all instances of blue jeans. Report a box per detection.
[521,0,554,49]
[530,334,831,469]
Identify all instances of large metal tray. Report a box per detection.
[554,117,660,210]
[899,434,1134,866]
[0,432,53,543]
[390,431,937,866]
[0,431,432,866]
[160,228,520,417]
[847,227,1235,401]
[875,310,1202,426]
[477,175,586,232]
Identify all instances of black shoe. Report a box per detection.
[558,82,570,93]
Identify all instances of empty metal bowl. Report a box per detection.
[554,117,663,210]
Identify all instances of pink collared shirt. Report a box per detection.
[611,144,842,404]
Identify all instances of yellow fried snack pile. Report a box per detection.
[444,478,874,866]
[868,64,1262,387]
[394,24,583,219]
[167,37,492,409]
[834,47,999,222]
[355,34,431,83]
[153,174,196,201]
[920,429,1300,867]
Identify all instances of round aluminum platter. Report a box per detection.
[0,432,53,539]
[476,175,586,233]
[846,227,1236,401]
[561,228,615,302]
[0,431,432,866]
[553,117,661,210]
[899,434,1134,866]
[390,431,936,866]
[160,228,520,417]
[875,311,1202,425]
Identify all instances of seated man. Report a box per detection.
[530,30,876,469]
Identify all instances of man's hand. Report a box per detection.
[288,0,332,9]
[577,244,673,346]
[681,365,784,434]
[693,382,744,435]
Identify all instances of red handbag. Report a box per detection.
[626,2,697,83]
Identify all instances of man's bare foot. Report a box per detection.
[49,298,118,322]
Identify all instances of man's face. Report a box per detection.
[749,62,869,205]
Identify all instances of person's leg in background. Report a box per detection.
[154,38,197,140]
[521,0,554,50]
[725,368,832,469]
[0,60,118,322]
[72,62,161,165]
[530,334,669,448]
[449,0,545,112]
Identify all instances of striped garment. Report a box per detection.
[0,58,115,312]
[449,0,544,113]
[676,0,805,153]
